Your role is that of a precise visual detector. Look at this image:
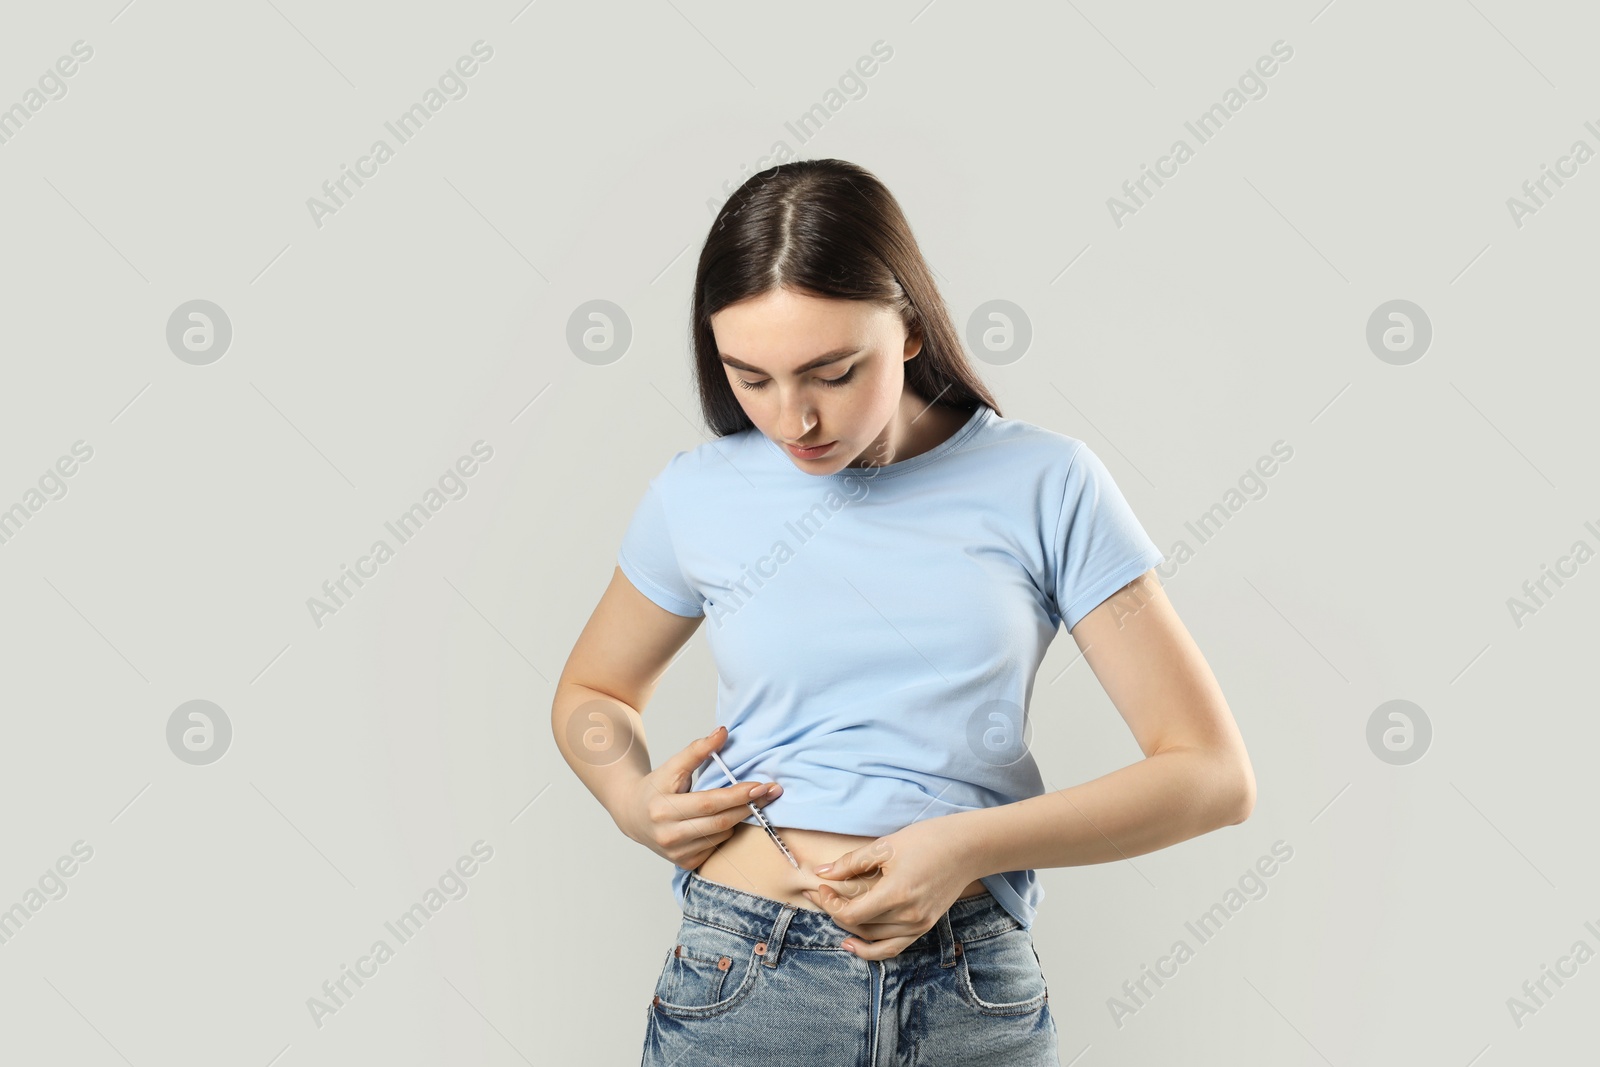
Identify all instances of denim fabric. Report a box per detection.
[642,870,1061,1066]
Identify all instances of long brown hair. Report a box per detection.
[690,159,1003,437]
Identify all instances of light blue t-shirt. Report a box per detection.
[616,403,1164,931]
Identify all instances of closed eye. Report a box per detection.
[735,366,856,391]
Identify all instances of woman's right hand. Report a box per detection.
[613,724,783,870]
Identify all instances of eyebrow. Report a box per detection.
[718,347,860,376]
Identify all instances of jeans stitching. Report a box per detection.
[652,944,762,1019]
[955,931,1050,1016]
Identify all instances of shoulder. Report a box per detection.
[971,410,1090,480]
[649,427,768,492]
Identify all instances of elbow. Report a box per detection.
[1156,740,1257,828]
[1226,760,1256,826]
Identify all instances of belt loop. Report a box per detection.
[761,905,797,968]
[938,910,959,968]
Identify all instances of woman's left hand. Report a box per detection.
[802,816,982,961]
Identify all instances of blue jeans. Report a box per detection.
[642,869,1061,1066]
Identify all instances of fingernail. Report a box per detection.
[842,943,856,955]
[749,784,769,798]
[815,864,833,873]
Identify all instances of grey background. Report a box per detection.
[1,1,1595,1064]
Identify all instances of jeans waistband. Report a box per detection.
[680,869,1019,970]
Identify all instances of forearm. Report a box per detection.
[957,745,1253,879]
[550,681,652,821]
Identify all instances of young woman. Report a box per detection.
[552,158,1254,1066]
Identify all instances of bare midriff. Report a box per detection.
[694,821,991,913]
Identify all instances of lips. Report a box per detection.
[785,440,835,458]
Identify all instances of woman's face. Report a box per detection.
[710,288,922,472]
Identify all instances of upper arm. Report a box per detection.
[569,463,707,709]
[1048,442,1166,632]
[557,566,704,713]
[1070,570,1253,805]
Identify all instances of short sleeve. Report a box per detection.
[1050,443,1165,631]
[617,477,704,618]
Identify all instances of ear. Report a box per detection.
[902,327,923,361]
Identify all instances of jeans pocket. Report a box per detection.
[651,916,763,1019]
[955,925,1050,1016]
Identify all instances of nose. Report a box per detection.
[778,394,818,442]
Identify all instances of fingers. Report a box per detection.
[650,779,778,825]
[816,838,893,881]
[652,724,789,821]
[802,869,878,905]
[840,933,920,961]
[803,885,924,960]
[812,903,929,948]
[657,724,729,787]
[660,778,782,820]
[637,726,786,865]
[656,728,780,816]
[703,779,782,815]
[803,882,927,940]
[668,780,780,857]
[649,723,732,796]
